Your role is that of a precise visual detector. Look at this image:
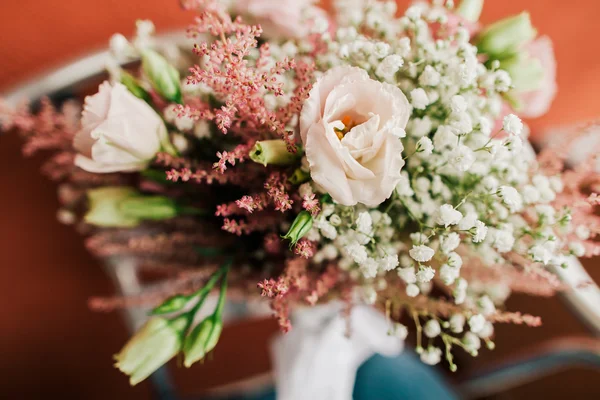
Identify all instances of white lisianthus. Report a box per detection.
[409,245,435,262]
[300,66,411,206]
[74,82,175,173]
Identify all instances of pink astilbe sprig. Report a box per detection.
[302,193,321,216]
[265,171,293,212]
[213,142,253,173]
[294,238,315,259]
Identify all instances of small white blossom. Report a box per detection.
[440,264,460,285]
[380,254,399,271]
[394,324,409,340]
[447,252,463,268]
[454,278,468,304]
[436,204,463,227]
[395,172,415,197]
[433,125,457,149]
[416,266,435,283]
[319,222,338,240]
[478,296,496,316]
[416,136,434,155]
[419,65,441,86]
[522,185,541,204]
[420,347,442,365]
[478,117,492,136]
[498,186,523,212]
[408,116,433,138]
[529,244,553,265]
[450,95,468,114]
[463,332,482,353]
[409,245,435,262]
[490,227,515,253]
[502,114,523,136]
[356,211,373,234]
[449,145,475,172]
[410,88,430,110]
[345,243,368,264]
[478,322,495,339]
[569,242,586,257]
[440,232,461,254]
[424,319,442,338]
[375,55,404,81]
[406,283,420,297]
[472,221,488,243]
[469,314,486,333]
[449,314,466,334]
[360,258,379,278]
[398,266,417,284]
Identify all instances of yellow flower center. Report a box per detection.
[334,115,357,140]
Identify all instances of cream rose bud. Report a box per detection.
[74,81,175,173]
[299,66,411,207]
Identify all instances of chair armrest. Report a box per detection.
[457,337,600,399]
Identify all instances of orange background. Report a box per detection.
[1,1,599,399]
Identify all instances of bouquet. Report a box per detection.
[2,0,599,390]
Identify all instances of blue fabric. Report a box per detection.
[209,352,457,400]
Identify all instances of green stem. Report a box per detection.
[214,266,230,319]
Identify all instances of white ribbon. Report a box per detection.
[271,303,404,400]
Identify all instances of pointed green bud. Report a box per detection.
[249,140,300,167]
[500,52,544,93]
[476,12,537,59]
[119,195,179,221]
[151,294,190,315]
[282,210,313,246]
[288,168,310,185]
[141,49,182,104]
[456,0,484,23]
[84,187,179,228]
[84,187,142,228]
[114,316,187,385]
[120,71,152,103]
[182,314,223,368]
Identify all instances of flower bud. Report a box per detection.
[114,316,187,385]
[249,140,300,167]
[456,0,484,23]
[288,168,310,185]
[141,49,182,104]
[119,195,179,221]
[500,53,544,93]
[84,187,178,228]
[476,12,537,59]
[151,294,189,315]
[120,70,152,103]
[182,314,223,367]
[282,211,313,246]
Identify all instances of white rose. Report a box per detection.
[74,81,172,173]
[300,66,411,206]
